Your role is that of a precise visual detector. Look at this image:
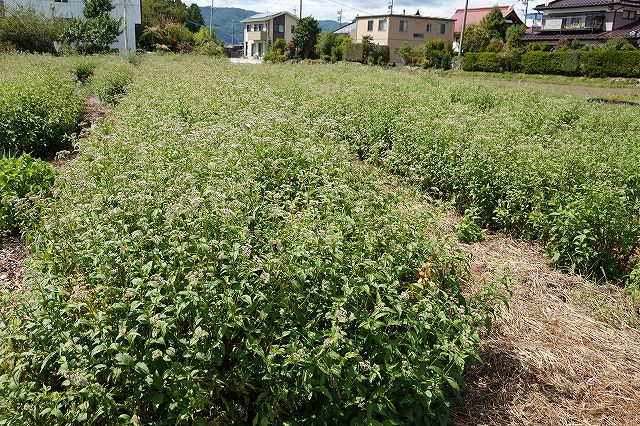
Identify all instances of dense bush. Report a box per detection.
[0,72,84,154]
[462,52,505,72]
[0,6,62,53]
[315,33,351,62]
[0,56,502,425]
[0,154,56,231]
[344,43,389,65]
[74,60,98,83]
[580,50,640,77]
[520,50,581,75]
[88,65,134,104]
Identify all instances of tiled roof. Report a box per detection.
[241,11,297,23]
[450,6,523,33]
[522,20,640,40]
[535,0,640,10]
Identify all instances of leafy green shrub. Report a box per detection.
[89,65,134,104]
[74,60,97,83]
[0,5,62,53]
[521,51,581,75]
[0,154,56,231]
[593,37,636,52]
[454,210,484,244]
[462,52,505,72]
[580,50,640,78]
[344,43,389,65]
[0,74,84,155]
[315,33,350,62]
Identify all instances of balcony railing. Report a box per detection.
[247,31,267,41]
[540,15,604,32]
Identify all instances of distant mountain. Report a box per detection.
[201,7,258,46]
[318,20,341,32]
[201,7,341,46]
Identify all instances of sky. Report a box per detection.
[186,0,531,22]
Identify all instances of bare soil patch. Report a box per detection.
[450,231,640,425]
[0,231,28,293]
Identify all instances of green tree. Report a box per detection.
[62,0,121,53]
[141,0,188,28]
[293,16,321,59]
[463,24,490,53]
[480,5,508,40]
[505,24,526,48]
[594,37,636,51]
[315,33,350,62]
[185,4,205,32]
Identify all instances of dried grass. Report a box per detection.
[451,231,640,425]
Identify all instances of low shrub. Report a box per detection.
[580,50,640,78]
[344,43,389,65]
[0,5,62,53]
[0,74,84,155]
[462,52,504,72]
[74,60,97,83]
[0,154,56,231]
[520,50,581,75]
[89,65,134,104]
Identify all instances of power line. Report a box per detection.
[322,0,370,16]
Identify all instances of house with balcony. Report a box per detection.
[353,11,455,63]
[241,11,299,58]
[522,0,640,46]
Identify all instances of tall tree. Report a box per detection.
[292,16,320,59]
[185,4,204,32]
[62,0,121,53]
[141,0,187,28]
[480,5,508,40]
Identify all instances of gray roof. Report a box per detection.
[241,11,298,23]
[333,22,356,34]
[535,0,640,10]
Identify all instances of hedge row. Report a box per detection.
[463,50,640,77]
[344,43,390,64]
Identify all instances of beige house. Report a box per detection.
[241,11,299,58]
[354,12,455,63]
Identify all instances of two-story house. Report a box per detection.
[2,0,141,52]
[353,11,455,63]
[523,0,640,46]
[241,11,299,58]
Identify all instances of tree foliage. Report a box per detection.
[480,5,508,40]
[185,4,205,32]
[293,16,321,59]
[315,33,351,62]
[61,0,121,53]
[505,24,526,48]
[0,5,63,53]
[463,24,490,53]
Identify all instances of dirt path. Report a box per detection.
[450,231,640,425]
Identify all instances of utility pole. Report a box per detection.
[523,0,529,25]
[458,0,469,58]
[388,0,393,15]
[337,9,343,26]
[123,0,128,51]
[209,0,214,44]
[299,0,302,18]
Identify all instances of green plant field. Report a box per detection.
[0,55,505,425]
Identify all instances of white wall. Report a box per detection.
[3,0,141,51]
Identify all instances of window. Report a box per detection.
[623,10,637,20]
[54,0,69,2]
[277,24,285,32]
[399,20,408,32]
[246,25,251,32]
[413,33,424,39]
[378,19,387,31]
[291,25,296,33]
[258,24,264,31]
[253,24,258,31]
[426,23,432,32]
[367,20,374,31]
[438,23,446,34]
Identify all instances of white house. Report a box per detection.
[2,0,141,51]
[241,11,299,58]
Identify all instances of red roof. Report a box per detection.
[450,6,524,33]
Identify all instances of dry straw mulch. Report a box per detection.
[451,232,640,426]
